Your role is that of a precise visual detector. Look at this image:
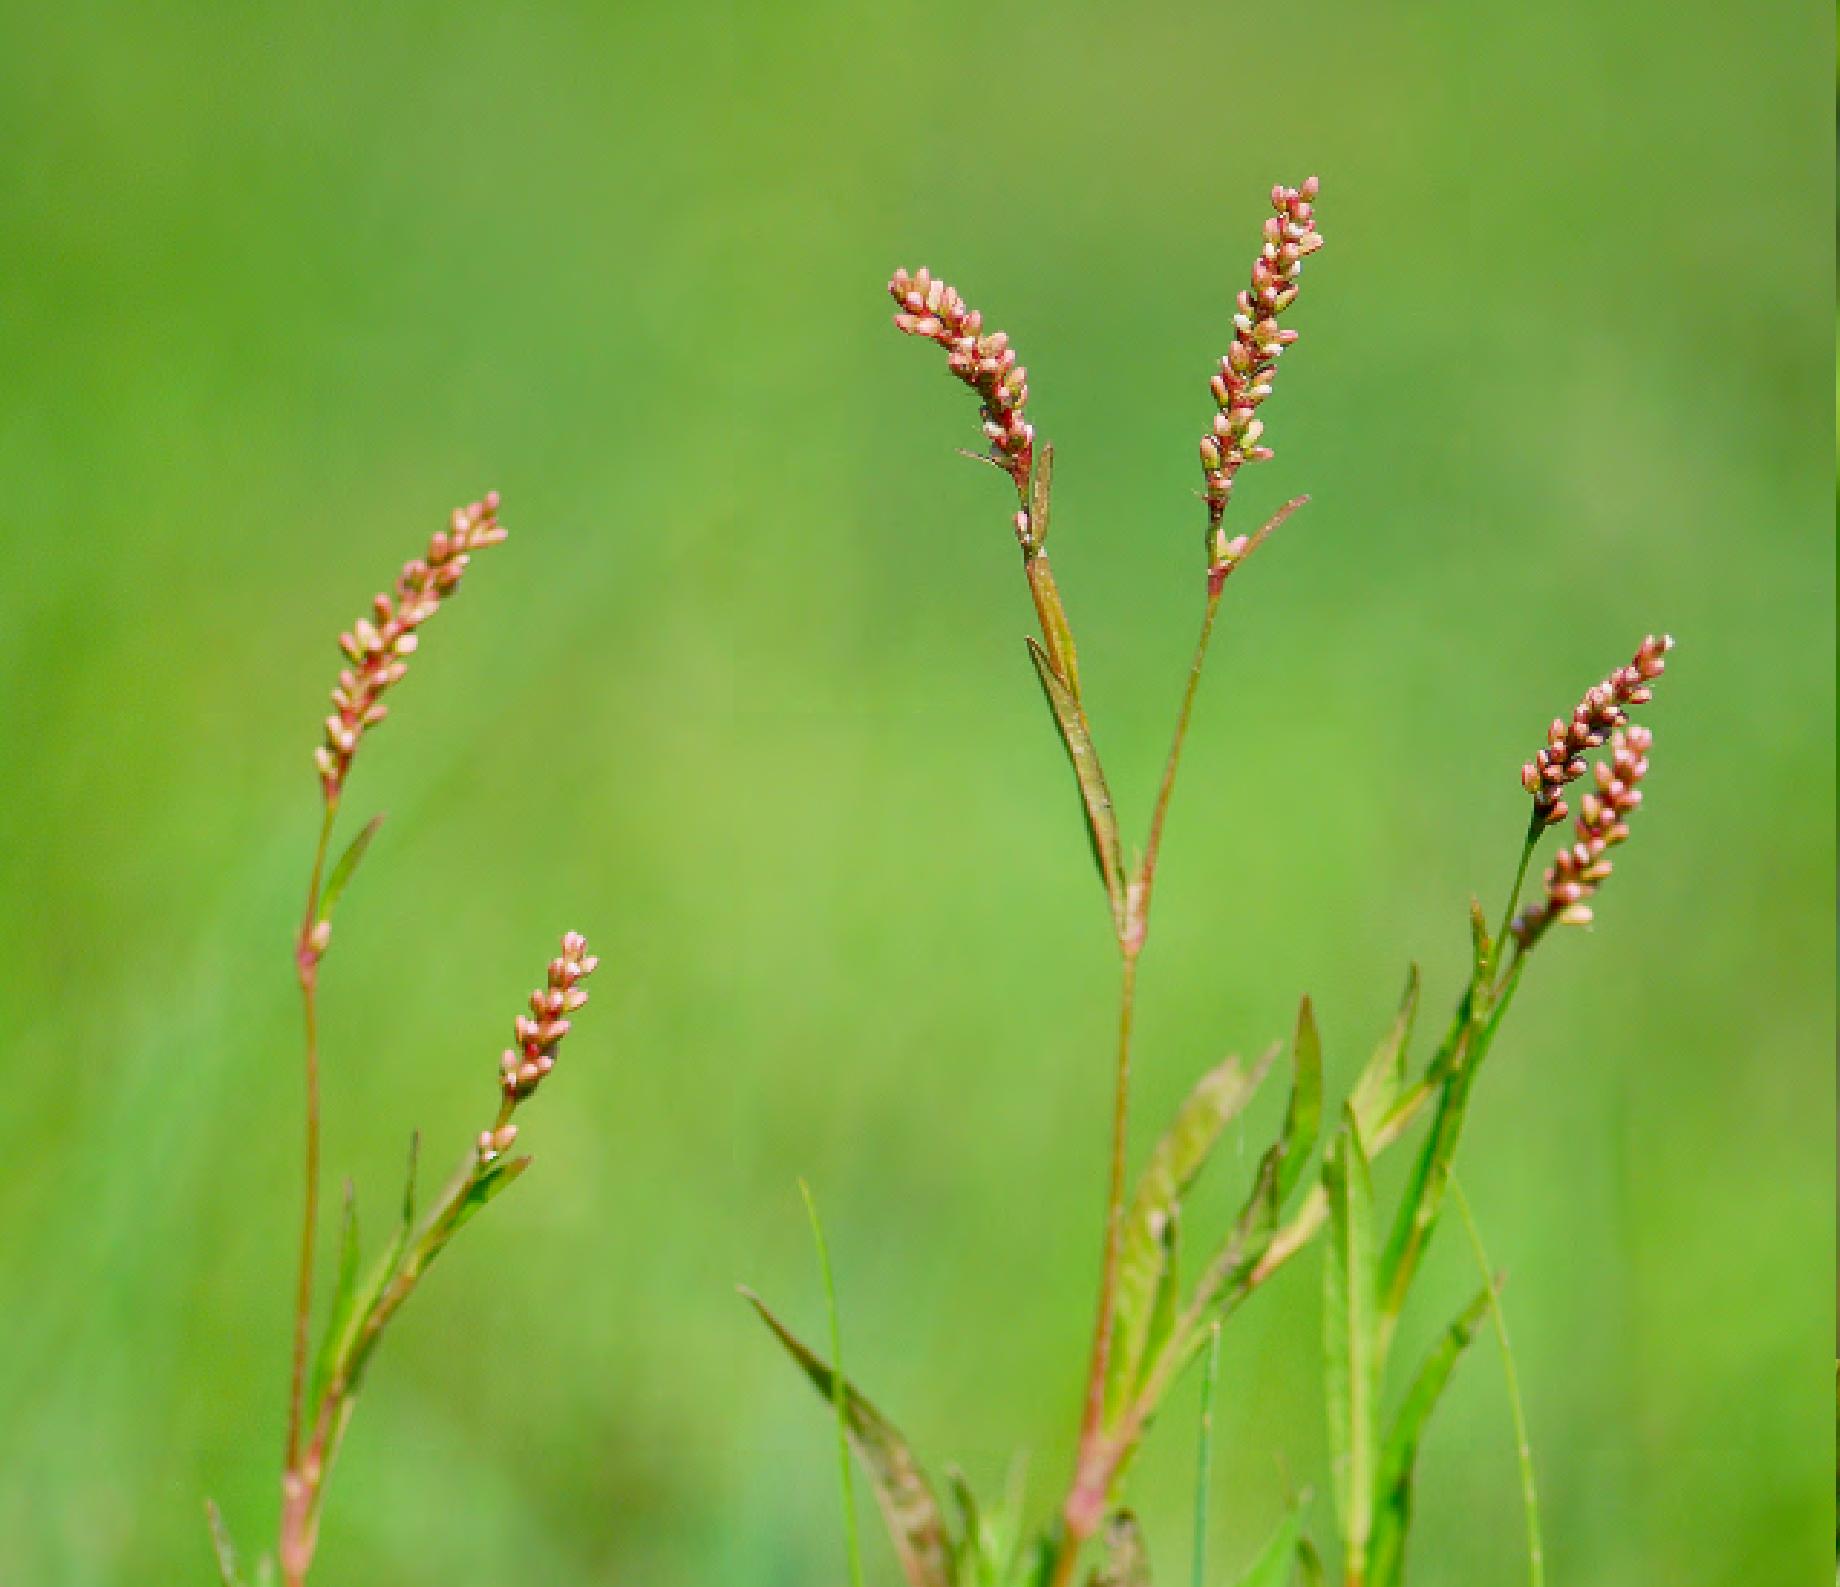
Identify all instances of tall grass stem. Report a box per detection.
[800,1179,865,1587]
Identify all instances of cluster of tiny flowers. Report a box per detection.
[1521,634,1672,825]
[1201,178,1322,522]
[1512,725,1652,946]
[480,932,597,1158]
[889,269,1034,493]
[316,493,508,799]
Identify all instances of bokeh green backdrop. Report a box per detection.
[1,2,1831,1582]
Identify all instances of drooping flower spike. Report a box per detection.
[1520,633,1672,827]
[316,493,508,800]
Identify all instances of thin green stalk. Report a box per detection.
[1487,815,1544,990]
[285,798,339,1476]
[801,1179,865,1587]
[1192,1321,1223,1587]
[1134,589,1223,946]
[1451,1179,1544,1587]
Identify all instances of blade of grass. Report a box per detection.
[1451,1178,1544,1587]
[801,1178,866,1587]
[1191,1321,1222,1587]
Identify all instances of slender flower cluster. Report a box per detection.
[316,493,508,800]
[889,269,1035,500]
[1201,178,1322,530]
[1512,724,1652,947]
[1521,634,1672,825]
[482,931,597,1157]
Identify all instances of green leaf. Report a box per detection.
[1026,636,1125,922]
[307,1180,363,1410]
[336,1133,420,1396]
[1276,997,1324,1208]
[1367,1281,1494,1587]
[1323,1109,1379,1580]
[1109,1046,1274,1418]
[1226,1504,1304,1587]
[204,1499,243,1587]
[1378,958,1526,1332]
[743,1288,954,1587]
[1085,1512,1150,1587]
[1348,967,1419,1139]
[1294,1536,1326,1587]
[1467,897,1491,988]
[317,813,386,922]
[445,1152,531,1241]
[1175,998,1326,1369]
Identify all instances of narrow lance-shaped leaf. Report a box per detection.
[317,813,386,923]
[1108,1047,1275,1419]
[1348,966,1419,1139]
[1026,637,1126,923]
[1366,1280,1494,1587]
[743,1288,954,1587]
[334,1133,420,1397]
[308,1180,363,1409]
[1171,997,1326,1379]
[1085,1512,1150,1587]
[1323,1108,1379,1581]
[1378,956,1525,1333]
[1275,996,1324,1208]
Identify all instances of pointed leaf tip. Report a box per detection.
[745,1290,954,1587]
[318,813,387,922]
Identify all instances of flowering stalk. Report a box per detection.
[256,493,595,1587]
[284,493,507,1499]
[277,936,596,1585]
[893,181,1327,1585]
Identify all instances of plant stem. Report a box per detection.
[800,1179,865,1587]
[1074,951,1141,1474]
[282,798,337,1586]
[285,801,337,1472]
[1134,588,1223,946]
[1487,814,1544,987]
[1191,1321,1223,1587]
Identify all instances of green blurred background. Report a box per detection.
[0,1,1831,1582]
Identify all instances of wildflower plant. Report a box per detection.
[751,179,1673,1586]
[206,493,598,1587]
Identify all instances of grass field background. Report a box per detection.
[0,2,1831,1582]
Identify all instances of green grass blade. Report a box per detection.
[1276,997,1324,1208]
[1322,1108,1378,1580]
[1453,1180,1545,1587]
[743,1284,955,1587]
[1025,636,1126,922]
[1192,1321,1222,1587]
[801,1180,867,1587]
[1110,1046,1275,1420]
[1367,1279,1493,1587]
